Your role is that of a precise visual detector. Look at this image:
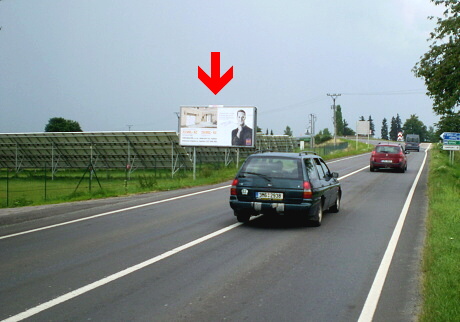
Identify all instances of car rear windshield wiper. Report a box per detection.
[239,171,271,182]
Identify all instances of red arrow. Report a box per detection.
[198,52,233,95]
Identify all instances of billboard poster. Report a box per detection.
[179,106,256,147]
[356,120,371,135]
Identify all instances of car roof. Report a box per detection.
[376,143,402,147]
[248,151,320,159]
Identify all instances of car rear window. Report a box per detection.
[375,146,401,154]
[242,156,302,179]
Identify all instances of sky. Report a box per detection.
[0,0,446,137]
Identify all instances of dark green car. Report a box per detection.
[229,152,341,226]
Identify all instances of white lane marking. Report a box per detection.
[358,144,431,322]
[338,165,369,181]
[2,219,258,322]
[0,185,230,240]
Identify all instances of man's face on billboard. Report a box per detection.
[237,111,246,126]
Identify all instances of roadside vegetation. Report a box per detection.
[0,139,373,208]
[420,145,460,321]
[0,165,238,208]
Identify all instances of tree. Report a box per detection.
[368,115,375,137]
[343,119,355,136]
[270,129,274,135]
[389,116,398,141]
[395,114,402,133]
[426,126,437,142]
[314,128,332,144]
[436,113,460,134]
[402,114,428,141]
[413,0,460,116]
[284,125,293,136]
[45,117,82,132]
[381,118,389,140]
[359,116,365,121]
[335,105,344,136]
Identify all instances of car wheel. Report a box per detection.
[235,211,251,223]
[329,193,341,213]
[370,166,375,172]
[309,202,323,227]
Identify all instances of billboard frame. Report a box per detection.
[179,105,257,148]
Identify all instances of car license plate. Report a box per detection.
[381,160,392,163]
[256,192,283,200]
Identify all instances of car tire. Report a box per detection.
[309,202,323,227]
[370,166,375,172]
[235,211,251,223]
[329,193,341,213]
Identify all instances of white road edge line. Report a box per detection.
[358,144,431,322]
[0,185,231,240]
[1,160,371,321]
[328,153,368,164]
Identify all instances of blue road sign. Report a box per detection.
[442,132,460,141]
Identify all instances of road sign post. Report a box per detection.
[441,132,460,164]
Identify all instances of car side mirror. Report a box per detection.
[332,172,339,179]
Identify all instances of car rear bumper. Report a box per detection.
[229,198,316,217]
[370,161,405,169]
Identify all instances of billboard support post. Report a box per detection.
[236,148,240,169]
[193,147,196,180]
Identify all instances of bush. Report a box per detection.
[11,196,33,207]
[138,174,157,190]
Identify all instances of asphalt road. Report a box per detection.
[0,145,430,321]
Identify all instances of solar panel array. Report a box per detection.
[0,132,299,172]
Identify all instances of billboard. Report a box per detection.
[356,120,371,135]
[179,106,257,147]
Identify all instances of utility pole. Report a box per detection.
[327,93,341,146]
[127,124,133,131]
[309,113,317,149]
[174,112,180,133]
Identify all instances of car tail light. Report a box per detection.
[303,181,313,199]
[371,150,376,161]
[399,151,404,162]
[231,178,238,195]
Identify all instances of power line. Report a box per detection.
[342,89,425,96]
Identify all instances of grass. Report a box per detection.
[0,165,238,208]
[419,145,460,321]
[319,138,374,160]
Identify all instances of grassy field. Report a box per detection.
[420,145,460,321]
[0,139,373,208]
[0,165,239,208]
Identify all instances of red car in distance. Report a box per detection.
[370,143,409,173]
